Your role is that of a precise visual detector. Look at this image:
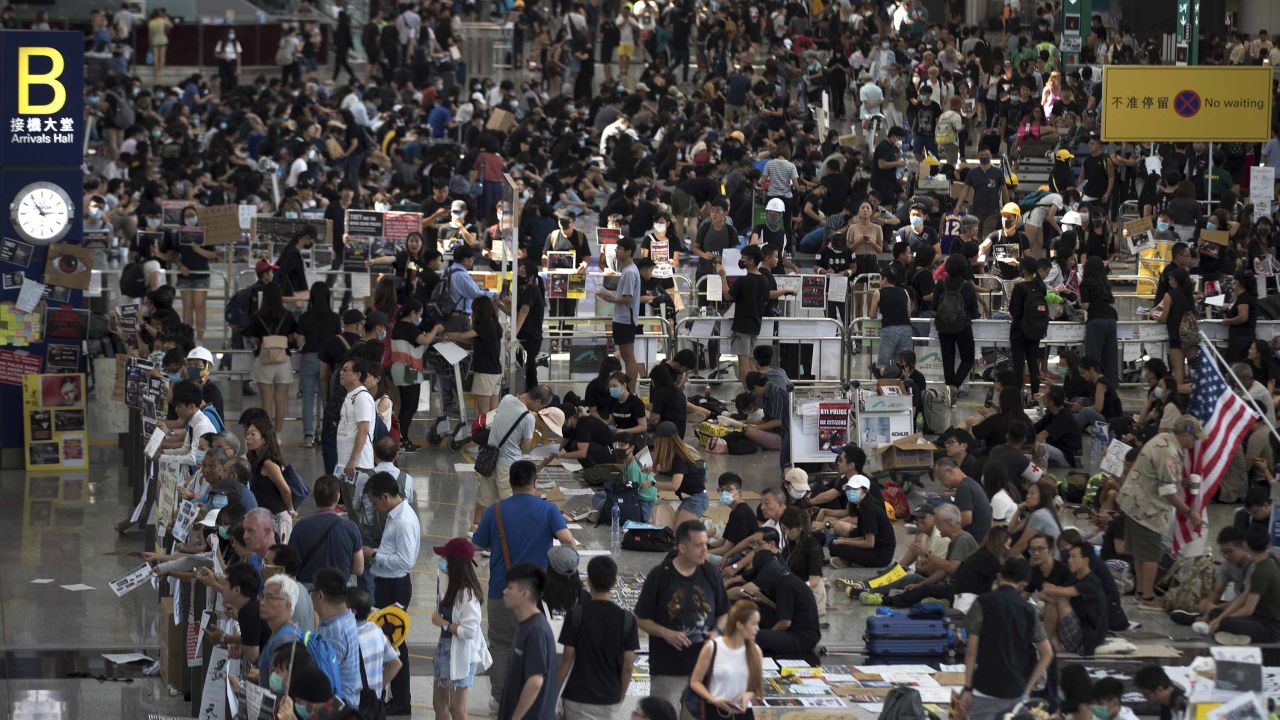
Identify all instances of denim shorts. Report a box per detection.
[433,635,479,689]
[679,491,709,518]
[638,498,655,521]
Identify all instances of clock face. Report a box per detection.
[10,182,73,245]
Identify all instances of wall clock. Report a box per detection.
[10,181,73,245]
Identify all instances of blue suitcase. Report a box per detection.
[865,616,953,658]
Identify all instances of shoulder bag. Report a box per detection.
[474,410,528,478]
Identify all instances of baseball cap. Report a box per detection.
[537,406,565,437]
[1055,149,1074,161]
[548,545,580,575]
[450,200,467,215]
[784,467,810,493]
[1174,414,1207,439]
[911,504,936,520]
[255,259,280,274]
[843,474,872,490]
[655,421,679,438]
[432,536,476,563]
[342,309,365,325]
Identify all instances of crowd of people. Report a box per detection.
[55,0,1280,717]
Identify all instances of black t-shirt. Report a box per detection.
[871,139,901,200]
[634,559,730,677]
[855,497,896,563]
[1229,294,1259,336]
[650,382,688,439]
[1068,572,1109,654]
[1035,408,1082,457]
[246,313,298,356]
[914,101,942,134]
[238,598,268,654]
[971,413,1009,453]
[275,244,309,297]
[817,242,853,273]
[951,547,1000,595]
[297,309,341,354]
[319,331,360,369]
[769,572,822,648]
[786,537,824,580]
[820,174,850,214]
[1094,376,1123,419]
[472,320,502,375]
[559,599,640,705]
[570,415,615,466]
[723,503,759,546]
[1080,279,1117,321]
[391,319,423,347]
[982,443,1030,495]
[1027,559,1072,594]
[606,393,646,429]
[499,614,558,720]
[729,272,769,336]
[584,377,611,417]
[517,277,547,342]
[668,454,705,496]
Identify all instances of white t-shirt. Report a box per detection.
[990,489,1018,524]
[859,82,884,119]
[337,386,376,470]
[486,394,535,468]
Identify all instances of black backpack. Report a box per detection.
[1019,281,1050,340]
[119,261,148,298]
[424,266,462,324]
[934,284,967,335]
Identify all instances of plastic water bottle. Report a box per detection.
[610,500,622,555]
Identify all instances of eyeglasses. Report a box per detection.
[1029,545,1050,553]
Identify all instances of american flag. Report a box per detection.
[1173,352,1259,553]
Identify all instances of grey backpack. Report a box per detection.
[881,687,929,720]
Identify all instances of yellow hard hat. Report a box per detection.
[1001,202,1022,216]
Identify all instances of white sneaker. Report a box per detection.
[487,698,500,715]
[1214,631,1251,645]
[1192,621,1210,635]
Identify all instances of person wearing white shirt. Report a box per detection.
[159,380,217,467]
[362,471,421,714]
[284,145,309,189]
[341,88,372,128]
[337,357,376,481]
[600,116,636,154]
[870,44,896,83]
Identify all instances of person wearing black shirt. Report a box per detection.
[1035,387,1081,467]
[1079,256,1119,386]
[749,543,821,663]
[1134,666,1190,720]
[206,561,268,665]
[545,213,591,345]
[421,183,456,247]
[711,473,760,559]
[584,356,622,420]
[649,349,700,439]
[1075,357,1122,431]
[1043,542,1109,656]
[444,296,504,417]
[557,556,640,714]
[1008,257,1046,396]
[1233,488,1273,534]
[830,476,895,568]
[1080,136,1114,206]
[555,409,616,468]
[1225,270,1259,363]
[1027,535,1071,594]
[275,226,318,301]
[910,86,943,158]
[390,300,444,451]
[816,226,854,322]
[514,262,547,391]
[324,187,354,309]
[871,127,906,206]
[603,372,647,437]
[717,244,769,383]
[296,283,342,448]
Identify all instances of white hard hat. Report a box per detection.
[1061,210,1085,227]
[766,198,786,212]
[187,346,214,365]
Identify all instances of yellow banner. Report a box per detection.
[1101,66,1273,142]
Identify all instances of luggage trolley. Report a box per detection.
[423,342,473,450]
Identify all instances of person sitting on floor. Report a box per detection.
[829,475,896,569]
[1041,542,1109,656]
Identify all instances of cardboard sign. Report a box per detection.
[1201,229,1230,246]
[199,203,242,246]
[486,108,517,132]
[43,243,94,290]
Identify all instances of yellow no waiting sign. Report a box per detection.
[1101,66,1273,143]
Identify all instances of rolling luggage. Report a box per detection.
[864,615,953,658]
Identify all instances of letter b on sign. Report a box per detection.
[18,47,66,114]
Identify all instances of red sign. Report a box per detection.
[0,349,42,386]
[818,402,850,452]
[382,211,423,242]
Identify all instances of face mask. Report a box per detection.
[284,211,299,219]
[168,371,182,382]
[375,202,390,212]
[846,488,863,504]
[192,449,206,465]
[788,488,807,500]
[1003,217,1016,229]
[979,157,991,166]
[438,557,449,573]
[1153,387,1165,400]
[90,207,103,218]
[295,703,312,720]
[609,386,623,399]
[895,139,904,149]
[1090,706,1111,720]
[911,216,923,229]
[1206,222,1217,231]
[212,494,229,509]
[228,32,236,40]
[184,217,198,227]
[218,526,230,540]
[881,42,890,49]
[1157,221,1170,231]
[151,129,161,139]
[766,214,782,231]
[719,490,735,505]
[186,366,203,381]
[377,330,387,342]
[653,222,667,234]
[147,217,162,228]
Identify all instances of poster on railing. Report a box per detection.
[22,372,87,470]
[827,275,848,304]
[597,228,620,271]
[801,276,825,308]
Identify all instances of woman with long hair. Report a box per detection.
[244,417,296,541]
[1009,479,1061,557]
[296,282,340,448]
[372,231,428,305]
[651,422,707,527]
[687,599,764,720]
[780,505,826,614]
[390,299,443,451]
[1154,266,1197,387]
[175,204,217,342]
[1224,270,1258,363]
[933,253,980,402]
[1248,339,1278,395]
[431,538,490,720]
[583,355,623,419]
[245,282,297,436]
[969,386,1033,453]
[1080,256,1119,385]
[444,295,503,417]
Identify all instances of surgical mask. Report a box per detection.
[719,490,734,505]
[147,217,162,229]
[881,41,890,49]
[653,222,667,234]
[218,526,230,540]
[1153,387,1165,400]
[284,211,299,219]
[377,330,387,342]
[911,216,923,229]
[212,494,229,509]
[375,202,390,212]
[609,386,623,399]
[1157,221,1170,231]
[228,32,236,40]
[438,557,449,573]
[295,702,312,719]
[151,129,162,139]
[1206,222,1217,231]
[1090,706,1112,719]
[168,371,182,382]
[788,488,808,500]
[89,207,103,219]
[193,449,206,465]
[184,217,198,227]
[846,488,863,504]
[268,672,285,694]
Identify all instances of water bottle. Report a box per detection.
[610,500,622,556]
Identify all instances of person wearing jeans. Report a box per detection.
[869,266,915,375]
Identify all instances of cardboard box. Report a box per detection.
[158,596,190,692]
[876,434,938,470]
[486,108,517,133]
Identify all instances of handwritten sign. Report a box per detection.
[171,500,200,544]
[1099,439,1134,478]
[198,646,230,720]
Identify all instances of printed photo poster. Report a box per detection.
[801,275,826,308]
[817,402,850,452]
[548,273,568,299]
[45,343,80,372]
[81,227,111,249]
[43,243,94,290]
[648,237,674,279]
[177,226,206,248]
[343,237,371,272]
[566,273,586,300]
[161,200,197,227]
[22,373,88,470]
[597,227,620,271]
[0,236,34,267]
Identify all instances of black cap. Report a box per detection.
[342,309,365,325]
[366,311,390,328]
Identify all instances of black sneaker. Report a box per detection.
[1169,609,1198,626]
[399,440,420,454]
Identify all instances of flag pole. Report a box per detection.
[1198,332,1280,444]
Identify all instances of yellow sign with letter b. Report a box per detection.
[17,46,66,114]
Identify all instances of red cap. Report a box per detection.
[433,537,476,563]
[255,259,280,274]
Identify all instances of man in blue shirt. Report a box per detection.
[446,246,498,330]
[427,97,455,139]
[473,460,576,709]
[311,568,362,707]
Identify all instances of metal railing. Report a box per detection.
[673,316,848,386]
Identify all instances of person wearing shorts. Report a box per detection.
[1023,191,1062,259]
[596,237,643,388]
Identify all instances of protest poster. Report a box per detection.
[801,276,825,308]
[817,402,850,451]
[109,563,155,597]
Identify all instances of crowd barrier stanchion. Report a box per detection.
[674,316,848,386]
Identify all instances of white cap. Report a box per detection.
[843,474,872,490]
[766,198,786,212]
[198,509,221,527]
[1061,210,1085,227]
[450,199,467,214]
[187,346,214,365]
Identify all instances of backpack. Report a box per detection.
[424,266,463,324]
[920,388,950,434]
[881,686,929,720]
[723,432,759,455]
[283,629,344,704]
[882,480,910,521]
[120,261,148,298]
[353,468,409,544]
[110,89,136,129]
[933,285,967,335]
[1157,554,1216,614]
[621,526,676,551]
[202,405,225,433]
[282,463,312,503]
[225,286,255,330]
[1178,311,1200,350]
[275,37,297,66]
[1019,281,1050,340]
